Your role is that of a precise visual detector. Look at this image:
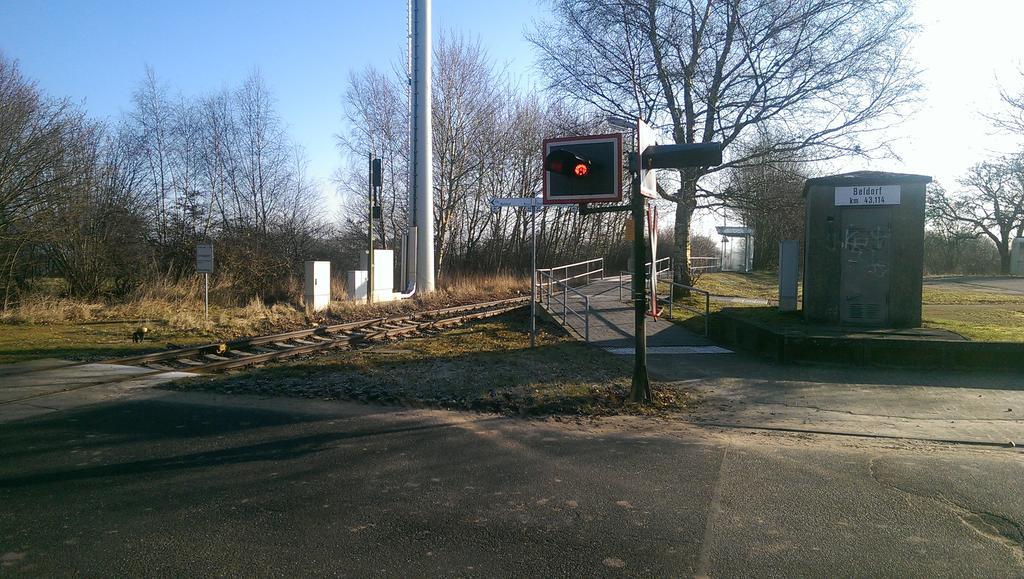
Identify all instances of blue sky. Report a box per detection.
[2,1,1023,236]
[0,0,539,198]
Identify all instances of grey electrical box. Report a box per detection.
[802,171,931,327]
[1012,238,1024,276]
[778,240,799,312]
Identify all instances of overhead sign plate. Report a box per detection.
[834,185,901,206]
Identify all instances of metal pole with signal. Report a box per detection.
[542,119,722,405]
[367,155,383,304]
[367,152,374,304]
[629,157,651,402]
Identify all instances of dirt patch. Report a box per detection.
[164,311,700,417]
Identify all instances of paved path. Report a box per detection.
[647,351,1024,447]
[0,359,194,424]
[924,275,1024,295]
[548,277,730,355]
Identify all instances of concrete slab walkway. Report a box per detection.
[646,353,1024,447]
[544,276,731,355]
[0,359,195,424]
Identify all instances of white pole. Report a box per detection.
[414,0,435,292]
[531,205,537,348]
[204,272,209,320]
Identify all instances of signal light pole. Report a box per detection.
[628,155,651,402]
[544,122,722,404]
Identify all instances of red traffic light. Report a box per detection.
[545,149,592,178]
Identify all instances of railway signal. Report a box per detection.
[543,121,722,404]
[542,133,623,204]
[544,149,592,178]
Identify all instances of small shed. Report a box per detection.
[802,171,931,327]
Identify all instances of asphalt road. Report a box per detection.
[1,391,1022,576]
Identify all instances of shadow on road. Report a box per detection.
[0,398,503,488]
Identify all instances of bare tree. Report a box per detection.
[0,53,90,307]
[924,183,992,274]
[336,65,412,256]
[530,0,920,286]
[723,134,808,270]
[336,35,634,277]
[131,67,173,253]
[987,67,1024,137]
[928,159,1024,275]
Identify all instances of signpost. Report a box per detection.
[196,243,214,320]
[491,196,545,348]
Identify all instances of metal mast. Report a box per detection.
[411,0,435,292]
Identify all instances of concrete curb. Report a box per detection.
[711,310,1024,371]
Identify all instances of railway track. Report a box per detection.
[0,297,528,406]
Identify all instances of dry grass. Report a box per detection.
[0,273,530,364]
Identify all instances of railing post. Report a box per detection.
[585,296,590,342]
[562,284,567,325]
[704,292,710,337]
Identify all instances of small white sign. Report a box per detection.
[638,119,659,198]
[834,185,901,206]
[196,243,214,273]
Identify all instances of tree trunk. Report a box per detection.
[672,183,697,295]
[999,246,1011,275]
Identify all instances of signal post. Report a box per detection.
[542,121,721,403]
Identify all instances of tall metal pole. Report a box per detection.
[530,204,537,348]
[367,152,374,304]
[405,0,416,291]
[630,159,651,403]
[204,272,209,320]
[413,0,435,292]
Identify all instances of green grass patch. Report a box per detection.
[692,271,778,299]
[687,272,1023,306]
[703,303,1024,343]
[921,304,1024,342]
[0,322,213,365]
[166,311,699,417]
[920,287,1024,305]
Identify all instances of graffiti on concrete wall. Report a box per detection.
[842,225,890,277]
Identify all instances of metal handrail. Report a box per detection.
[617,257,672,301]
[655,271,711,337]
[689,256,721,273]
[536,267,592,342]
[535,257,605,288]
[650,256,672,276]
